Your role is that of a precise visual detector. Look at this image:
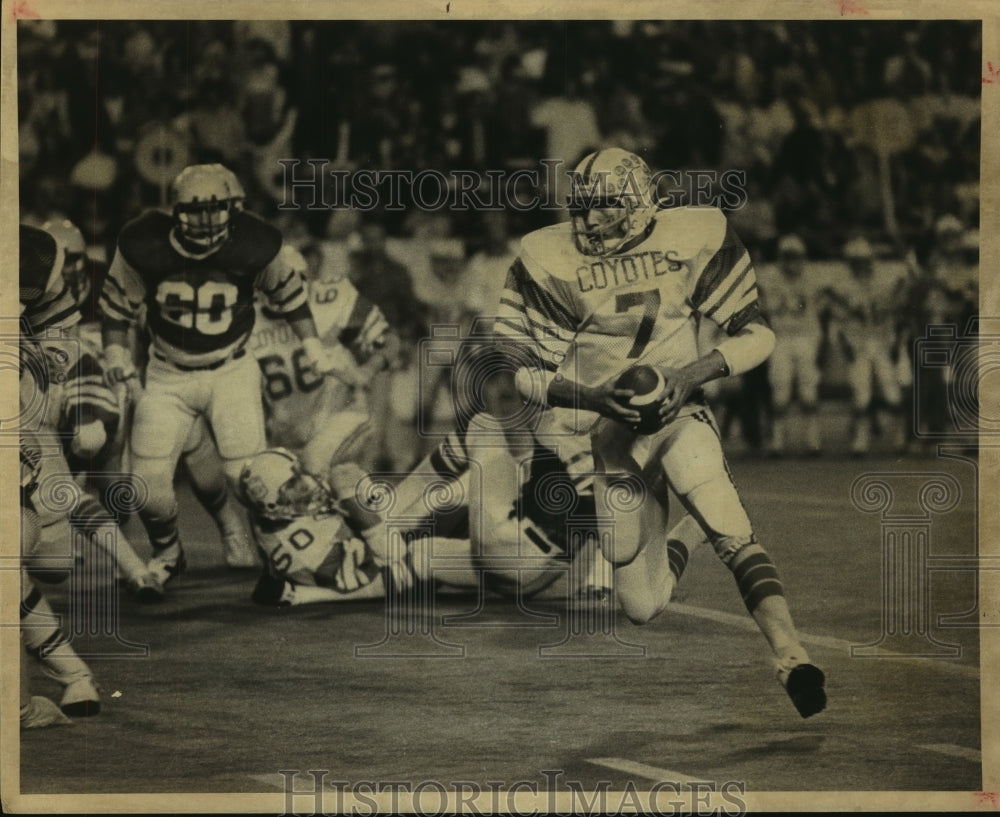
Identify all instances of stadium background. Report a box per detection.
[13,17,985,800]
[17,19,981,458]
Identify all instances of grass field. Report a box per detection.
[17,453,984,803]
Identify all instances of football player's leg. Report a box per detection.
[327,459,387,547]
[208,355,268,486]
[20,507,71,726]
[28,436,79,585]
[68,490,163,598]
[797,341,823,454]
[768,341,794,454]
[847,354,874,454]
[872,347,905,451]
[541,431,614,600]
[180,417,257,568]
[26,439,150,594]
[130,388,197,583]
[589,418,650,567]
[661,413,825,716]
[21,564,100,718]
[300,405,372,476]
[613,508,707,624]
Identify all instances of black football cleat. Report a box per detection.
[785,663,827,718]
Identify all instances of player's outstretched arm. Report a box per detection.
[101,324,137,386]
[658,320,775,424]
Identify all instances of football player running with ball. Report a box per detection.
[100,164,339,594]
[493,148,825,718]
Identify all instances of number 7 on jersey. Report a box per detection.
[616,289,661,358]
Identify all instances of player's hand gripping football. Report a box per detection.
[656,351,731,426]
[656,366,702,426]
[581,376,644,426]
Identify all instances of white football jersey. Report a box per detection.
[249,271,389,453]
[757,264,823,340]
[829,262,907,345]
[495,207,762,389]
[255,512,378,592]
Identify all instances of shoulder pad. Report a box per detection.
[216,212,283,271]
[519,223,580,283]
[650,207,728,260]
[118,211,177,278]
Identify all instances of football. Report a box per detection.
[615,365,666,434]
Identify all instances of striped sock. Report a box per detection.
[71,494,147,582]
[667,538,690,582]
[729,544,785,614]
[140,507,180,557]
[21,576,92,682]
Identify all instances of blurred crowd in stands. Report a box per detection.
[17,19,980,461]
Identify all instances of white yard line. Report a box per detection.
[917,743,983,763]
[668,602,980,680]
[586,757,706,784]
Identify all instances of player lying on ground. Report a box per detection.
[238,351,706,608]
[494,148,826,718]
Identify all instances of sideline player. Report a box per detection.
[492,148,825,718]
[758,234,825,456]
[100,164,339,593]
[827,236,907,456]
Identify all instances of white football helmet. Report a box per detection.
[42,218,88,305]
[170,163,245,254]
[843,236,874,279]
[568,148,655,257]
[238,448,335,521]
